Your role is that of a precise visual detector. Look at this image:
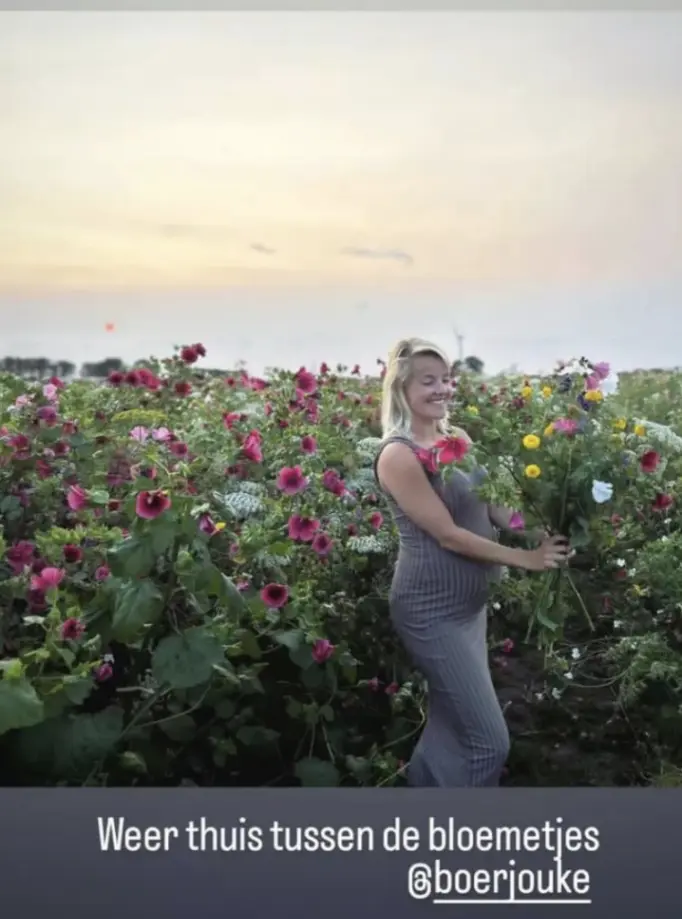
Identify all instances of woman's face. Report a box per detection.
[404,354,451,423]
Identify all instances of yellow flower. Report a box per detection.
[634,424,646,437]
[466,405,479,416]
[585,389,603,403]
[522,434,541,450]
[524,464,541,479]
[544,423,555,437]
[613,418,627,431]
[521,386,532,399]
[541,386,552,398]
[214,522,226,532]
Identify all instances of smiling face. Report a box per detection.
[404,352,451,424]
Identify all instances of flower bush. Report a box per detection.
[1,346,682,787]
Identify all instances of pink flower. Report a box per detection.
[60,617,84,641]
[31,567,65,592]
[592,361,610,380]
[261,583,289,609]
[553,418,578,435]
[311,638,335,664]
[95,565,111,581]
[36,405,58,426]
[369,512,383,531]
[94,663,113,682]
[311,533,333,557]
[67,484,88,511]
[300,435,317,455]
[508,512,525,531]
[129,426,149,442]
[276,466,308,495]
[198,514,223,537]
[15,394,31,407]
[43,383,59,402]
[501,638,514,654]
[295,368,317,395]
[288,514,320,542]
[152,427,172,442]
[242,431,263,463]
[584,374,600,391]
[435,435,470,464]
[385,681,399,695]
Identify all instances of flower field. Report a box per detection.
[2,345,682,787]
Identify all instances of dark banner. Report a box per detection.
[1,789,678,917]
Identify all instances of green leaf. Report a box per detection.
[111,581,164,642]
[13,706,124,780]
[107,537,156,579]
[63,678,94,706]
[236,725,280,746]
[273,629,304,651]
[0,678,45,736]
[149,519,177,556]
[267,541,291,557]
[152,627,225,690]
[158,714,197,743]
[119,750,147,774]
[294,757,340,787]
[89,489,110,506]
[235,629,262,660]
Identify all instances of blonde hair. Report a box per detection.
[380,337,452,439]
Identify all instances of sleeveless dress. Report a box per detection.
[374,434,510,787]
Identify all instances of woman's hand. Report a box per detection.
[521,535,571,571]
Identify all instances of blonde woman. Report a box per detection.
[374,338,569,787]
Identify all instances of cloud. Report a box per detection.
[250,243,277,255]
[341,247,414,267]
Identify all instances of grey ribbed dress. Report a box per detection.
[374,434,510,787]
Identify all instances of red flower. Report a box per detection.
[322,469,345,496]
[416,448,438,474]
[300,435,317,455]
[311,533,333,557]
[501,638,514,654]
[169,441,189,457]
[652,493,673,511]
[63,544,83,564]
[640,450,660,473]
[385,681,399,695]
[311,638,335,663]
[288,515,320,542]
[174,381,192,396]
[135,490,171,520]
[193,343,207,357]
[436,435,470,464]
[223,412,241,430]
[276,465,308,495]
[60,617,84,641]
[261,583,289,609]
[352,364,361,375]
[108,371,124,386]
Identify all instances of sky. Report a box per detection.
[1,11,682,375]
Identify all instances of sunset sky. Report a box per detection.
[2,12,682,373]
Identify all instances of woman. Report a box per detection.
[374,338,569,787]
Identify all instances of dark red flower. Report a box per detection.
[180,345,198,363]
[295,368,317,395]
[63,544,83,564]
[301,435,317,455]
[311,533,333,557]
[652,492,673,511]
[369,512,383,531]
[242,431,263,463]
[640,450,660,473]
[6,541,35,574]
[174,381,192,396]
[135,490,171,520]
[60,617,84,641]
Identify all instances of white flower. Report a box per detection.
[591,479,613,504]
[565,672,574,681]
[616,558,626,567]
[613,619,622,629]
[571,647,580,660]
[551,687,563,700]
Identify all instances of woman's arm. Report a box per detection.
[377,443,568,571]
